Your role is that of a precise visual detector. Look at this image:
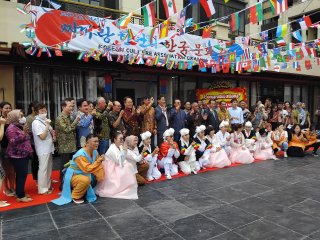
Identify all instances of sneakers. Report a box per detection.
[0,201,10,208]
[147,176,154,181]
[72,198,84,204]
[166,174,172,180]
[312,152,319,157]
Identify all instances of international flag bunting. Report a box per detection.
[257,43,268,54]
[317,58,320,66]
[298,16,312,30]
[160,20,169,39]
[127,29,134,40]
[276,24,287,38]
[118,12,133,29]
[190,0,200,5]
[292,30,302,42]
[185,18,194,27]
[46,48,52,58]
[292,61,299,69]
[193,23,200,31]
[260,30,268,41]
[162,0,177,18]
[177,7,186,28]
[275,37,286,46]
[202,26,212,38]
[200,0,216,18]
[235,36,250,46]
[230,12,240,32]
[270,0,288,16]
[150,27,158,43]
[142,3,156,27]
[48,0,62,10]
[249,3,263,24]
[305,59,312,70]
[16,6,28,14]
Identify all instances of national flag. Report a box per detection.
[177,7,186,28]
[292,30,302,42]
[202,26,212,38]
[249,3,263,24]
[142,3,156,27]
[127,29,134,40]
[37,48,43,57]
[317,58,320,66]
[200,0,216,18]
[257,42,268,54]
[190,0,200,5]
[260,30,268,41]
[54,48,62,57]
[160,20,169,39]
[105,51,113,61]
[150,27,158,43]
[48,0,62,10]
[281,62,288,69]
[229,52,236,62]
[235,36,250,46]
[298,16,312,30]
[275,37,286,46]
[118,12,133,29]
[230,12,240,32]
[153,55,160,66]
[292,61,299,69]
[162,0,177,18]
[305,59,312,70]
[287,43,294,50]
[222,62,230,73]
[276,24,287,38]
[244,48,251,60]
[193,23,200,31]
[224,0,230,3]
[16,6,28,14]
[270,0,288,16]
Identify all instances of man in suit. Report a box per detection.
[205,99,220,133]
[155,95,169,146]
[169,99,187,142]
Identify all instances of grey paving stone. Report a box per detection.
[175,193,224,212]
[12,230,60,240]
[252,176,292,189]
[258,190,307,206]
[157,184,202,199]
[211,231,248,240]
[308,230,320,239]
[206,186,252,203]
[230,181,272,195]
[1,204,48,221]
[92,198,138,217]
[291,199,320,218]
[135,188,171,207]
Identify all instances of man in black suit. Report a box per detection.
[205,99,220,133]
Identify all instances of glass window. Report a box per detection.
[180,77,197,103]
[293,86,301,103]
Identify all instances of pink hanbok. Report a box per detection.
[206,135,231,168]
[254,135,276,160]
[229,132,254,164]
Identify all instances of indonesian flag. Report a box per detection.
[142,3,156,27]
[200,0,216,18]
[162,0,177,19]
[298,16,312,30]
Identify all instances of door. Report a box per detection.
[116,88,135,105]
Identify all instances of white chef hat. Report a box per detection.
[193,125,206,138]
[139,131,152,147]
[180,128,189,136]
[245,121,252,128]
[219,120,229,129]
[163,128,175,140]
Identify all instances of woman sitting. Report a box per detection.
[271,122,289,158]
[158,128,179,180]
[287,124,309,157]
[242,121,256,156]
[229,124,254,164]
[177,128,199,175]
[193,125,211,169]
[304,126,320,156]
[206,126,231,168]
[254,128,277,160]
[139,131,161,181]
[215,120,231,155]
[96,133,141,199]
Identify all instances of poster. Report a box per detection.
[196,88,247,106]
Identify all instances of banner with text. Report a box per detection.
[196,88,247,106]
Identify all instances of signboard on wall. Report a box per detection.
[196,88,247,106]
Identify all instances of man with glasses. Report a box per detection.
[169,98,187,142]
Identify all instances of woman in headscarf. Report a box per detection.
[215,120,231,155]
[193,125,211,169]
[5,110,33,202]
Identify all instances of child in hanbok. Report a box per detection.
[254,128,277,160]
[206,126,231,168]
[139,131,161,181]
[242,121,257,156]
[193,125,212,169]
[271,123,289,158]
[177,128,200,175]
[158,128,179,180]
[215,120,231,155]
[229,124,255,164]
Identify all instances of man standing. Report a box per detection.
[187,102,207,137]
[155,95,169,146]
[122,97,141,136]
[184,101,191,114]
[240,100,251,123]
[228,98,244,130]
[76,99,94,149]
[108,101,125,136]
[169,99,187,142]
[140,96,157,145]
[94,97,111,155]
[55,100,80,189]
[205,99,220,133]
[217,101,231,122]
[296,102,306,127]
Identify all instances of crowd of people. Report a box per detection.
[0,96,319,206]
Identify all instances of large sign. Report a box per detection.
[196,88,247,106]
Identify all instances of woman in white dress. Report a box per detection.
[206,126,231,168]
[254,128,277,160]
[215,120,231,155]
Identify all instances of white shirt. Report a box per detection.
[228,107,244,124]
[32,117,55,156]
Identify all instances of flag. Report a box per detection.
[185,18,194,27]
[202,26,212,38]
[193,23,200,31]
[54,48,62,57]
[276,24,287,38]
[298,16,312,30]
[270,0,288,16]
[275,37,286,46]
[317,58,320,66]
[150,27,158,43]
[160,20,169,39]
[235,36,250,46]
[305,59,312,70]
[249,3,263,24]
[200,0,216,18]
[37,48,43,57]
[257,43,268,54]
[16,7,28,14]
[48,0,62,9]
[177,7,186,28]
[189,0,200,5]
[162,0,177,18]
[281,62,288,69]
[260,30,268,41]
[273,64,280,72]
[292,30,302,42]
[127,29,134,40]
[46,48,52,57]
[142,3,156,27]
[230,12,239,32]
[292,61,299,69]
[224,0,229,3]
[118,12,133,29]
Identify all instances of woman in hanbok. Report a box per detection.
[271,122,288,158]
[254,128,277,160]
[193,125,211,169]
[96,133,144,199]
[242,121,256,156]
[158,128,179,180]
[139,131,161,181]
[177,128,200,175]
[229,124,254,164]
[206,126,231,168]
[215,120,231,155]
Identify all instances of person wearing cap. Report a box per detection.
[205,126,231,168]
[193,125,212,169]
[139,131,161,181]
[229,124,254,164]
[254,128,277,161]
[242,121,257,156]
[158,128,179,180]
[215,120,231,155]
[177,128,199,175]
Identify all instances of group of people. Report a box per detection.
[0,96,319,206]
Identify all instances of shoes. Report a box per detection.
[312,152,319,157]
[16,197,33,203]
[40,188,54,195]
[284,152,288,158]
[3,190,15,197]
[72,198,84,204]
[147,176,154,181]
[192,170,198,175]
[166,174,172,180]
[0,201,10,208]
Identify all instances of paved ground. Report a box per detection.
[1,156,320,240]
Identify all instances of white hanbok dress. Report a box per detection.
[229,132,255,164]
[215,130,232,155]
[206,135,232,168]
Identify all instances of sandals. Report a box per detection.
[39,188,54,195]
[16,197,33,203]
[3,190,15,197]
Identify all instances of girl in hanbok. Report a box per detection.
[215,120,231,155]
[254,128,277,160]
[229,124,254,164]
[139,131,161,181]
[177,128,200,175]
[242,121,257,156]
[206,126,231,168]
[158,128,179,180]
[193,125,212,169]
[96,133,144,199]
[271,123,289,158]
